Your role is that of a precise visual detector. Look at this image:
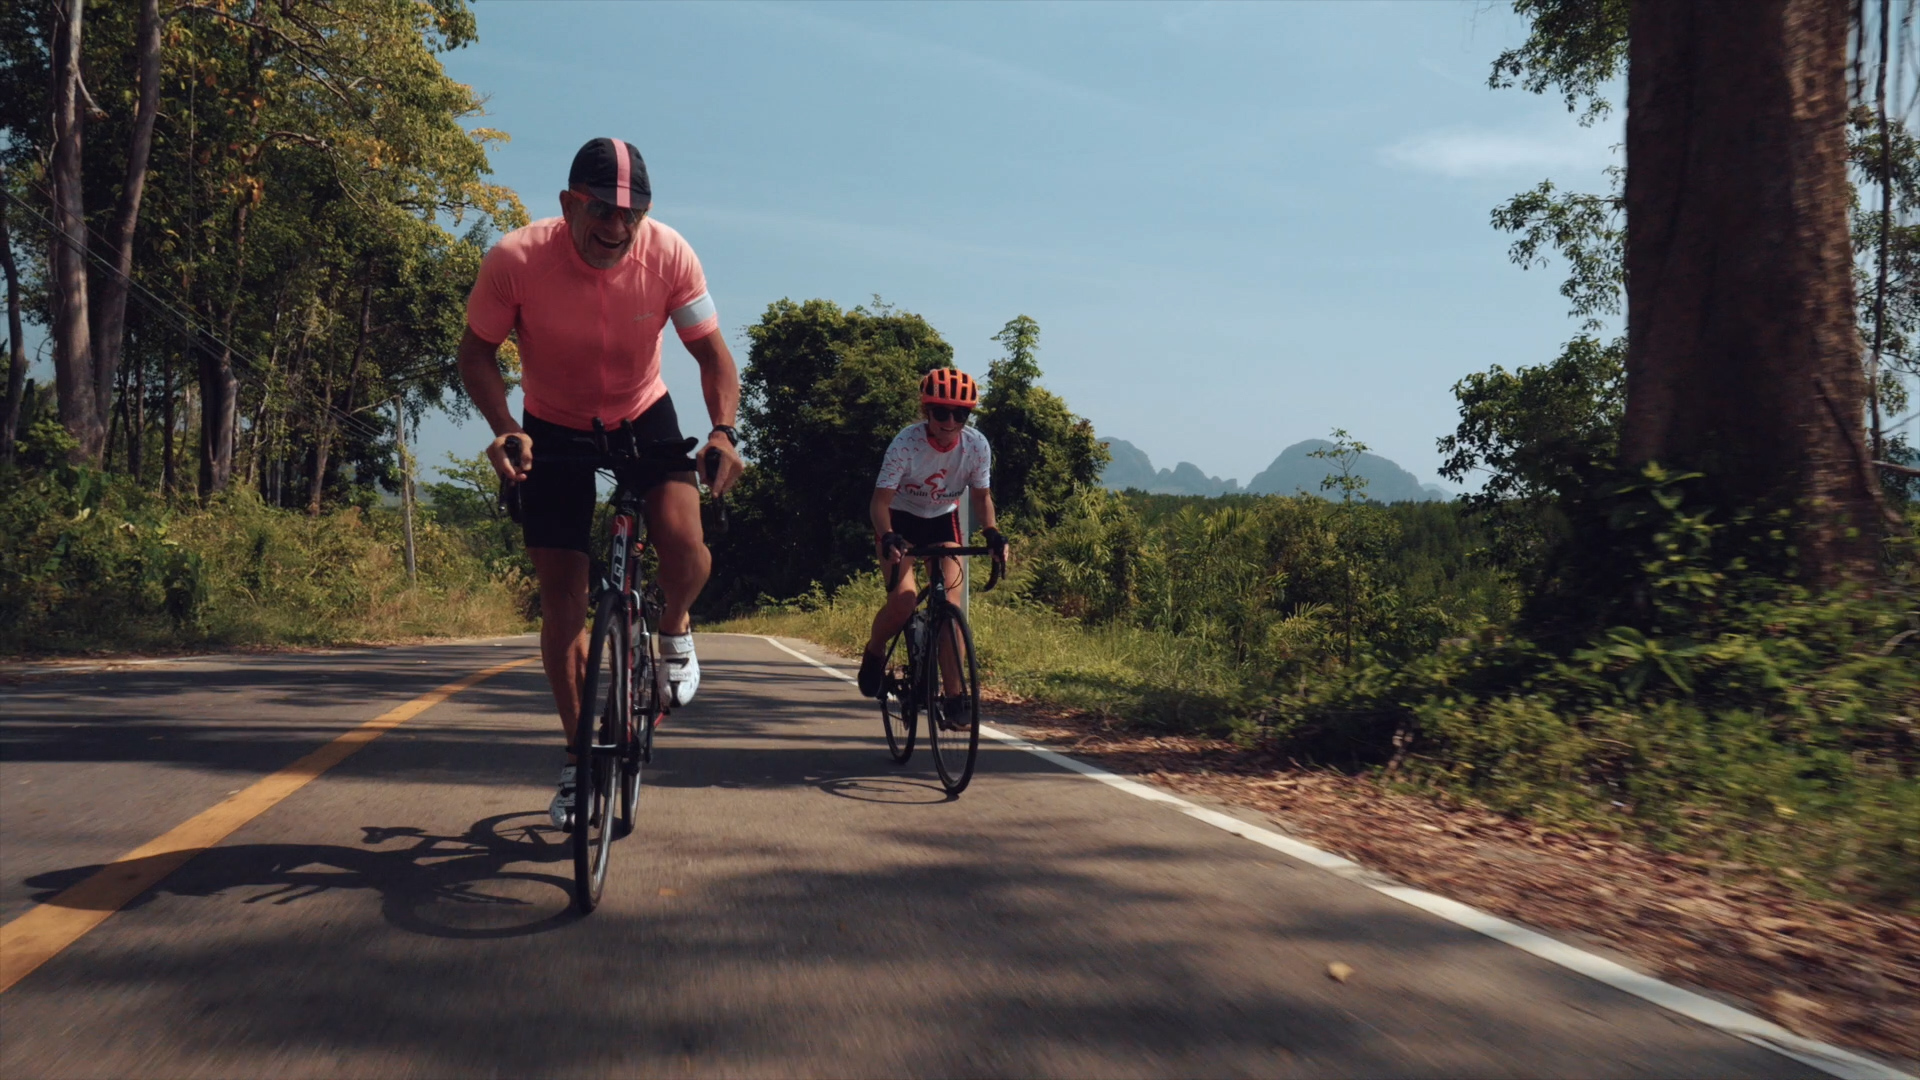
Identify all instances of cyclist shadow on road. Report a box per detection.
[22,811,580,940]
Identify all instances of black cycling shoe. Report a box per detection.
[857,648,886,698]
[939,693,971,730]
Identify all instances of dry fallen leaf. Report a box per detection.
[657,887,680,897]
[1326,961,1354,983]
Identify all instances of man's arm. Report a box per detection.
[683,329,743,495]
[456,327,530,482]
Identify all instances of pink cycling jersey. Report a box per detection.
[466,216,721,430]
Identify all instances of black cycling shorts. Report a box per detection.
[891,509,962,550]
[517,396,696,554]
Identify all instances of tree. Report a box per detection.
[1624,0,1887,583]
[1461,0,1914,590]
[709,297,952,610]
[974,315,1108,526]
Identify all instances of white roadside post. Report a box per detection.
[958,496,971,616]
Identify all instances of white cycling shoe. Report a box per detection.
[660,633,699,706]
[548,763,577,830]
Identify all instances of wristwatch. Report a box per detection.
[709,424,737,446]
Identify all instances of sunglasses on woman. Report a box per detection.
[927,405,971,423]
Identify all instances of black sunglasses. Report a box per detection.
[572,190,642,226]
[927,405,971,423]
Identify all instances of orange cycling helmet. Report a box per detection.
[920,368,979,408]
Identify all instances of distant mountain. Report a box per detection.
[1098,439,1241,496]
[1099,438,1448,502]
[1246,439,1435,502]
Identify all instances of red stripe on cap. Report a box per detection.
[611,138,632,209]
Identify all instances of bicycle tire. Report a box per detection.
[925,604,981,795]
[573,590,626,913]
[620,605,660,835]
[879,629,916,763]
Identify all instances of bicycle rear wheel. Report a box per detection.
[573,590,626,913]
[925,605,981,795]
[879,629,916,763]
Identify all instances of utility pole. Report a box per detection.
[394,398,417,585]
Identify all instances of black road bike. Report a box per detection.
[877,544,1003,795]
[503,422,716,913]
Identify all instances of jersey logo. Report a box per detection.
[921,468,948,493]
[632,311,659,323]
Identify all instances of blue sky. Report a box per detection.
[24,1,1623,489]
[417,0,1621,488]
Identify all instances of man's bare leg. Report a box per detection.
[644,477,707,635]
[530,547,591,749]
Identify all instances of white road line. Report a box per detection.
[756,634,1910,1080]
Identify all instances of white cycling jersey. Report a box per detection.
[875,423,992,519]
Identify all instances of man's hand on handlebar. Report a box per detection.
[487,430,532,483]
[697,433,744,496]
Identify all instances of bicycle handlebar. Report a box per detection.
[886,545,1005,594]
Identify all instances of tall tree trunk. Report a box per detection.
[48,0,101,465]
[308,275,374,514]
[90,0,163,453]
[161,358,176,494]
[198,201,251,498]
[1,183,28,463]
[1623,0,1887,586]
[129,347,144,482]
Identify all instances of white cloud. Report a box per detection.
[1379,124,1618,179]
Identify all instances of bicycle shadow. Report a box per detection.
[21,811,580,940]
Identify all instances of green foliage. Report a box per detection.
[709,297,951,611]
[421,449,528,583]
[0,460,530,654]
[1487,0,1629,125]
[974,315,1109,527]
[1021,486,1505,689]
[1,0,525,495]
[1260,476,1920,904]
[1438,334,1623,573]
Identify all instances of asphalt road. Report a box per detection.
[0,633,1819,1078]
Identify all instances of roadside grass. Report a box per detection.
[715,569,1920,910]
[1,465,532,657]
[712,571,1250,731]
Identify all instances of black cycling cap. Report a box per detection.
[568,137,651,210]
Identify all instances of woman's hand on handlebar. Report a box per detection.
[487,430,532,483]
[877,531,909,566]
[982,525,1010,566]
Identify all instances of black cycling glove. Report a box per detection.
[880,531,910,559]
[983,526,1007,558]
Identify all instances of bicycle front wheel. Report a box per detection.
[925,605,981,795]
[573,590,627,913]
[879,630,916,763]
[621,612,661,836]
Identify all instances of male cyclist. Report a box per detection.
[458,137,745,827]
[856,368,1009,720]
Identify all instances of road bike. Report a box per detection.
[877,544,1003,795]
[503,422,712,913]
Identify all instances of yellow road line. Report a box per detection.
[0,655,539,994]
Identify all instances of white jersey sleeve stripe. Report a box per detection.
[670,291,718,330]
